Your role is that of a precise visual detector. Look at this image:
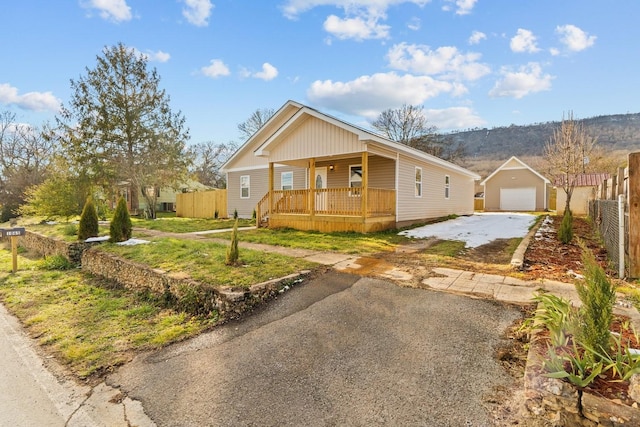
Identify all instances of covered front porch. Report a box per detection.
[256,153,396,233]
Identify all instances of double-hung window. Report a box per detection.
[415,167,422,197]
[281,171,293,190]
[349,165,362,196]
[240,175,250,199]
[444,175,450,199]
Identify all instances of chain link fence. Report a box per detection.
[588,199,627,276]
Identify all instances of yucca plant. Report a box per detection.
[225,219,239,265]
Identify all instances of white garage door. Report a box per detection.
[500,187,536,211]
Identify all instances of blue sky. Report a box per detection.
[2,0,637,146]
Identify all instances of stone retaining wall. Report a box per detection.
[4,230,311,320]
[82,247,310,319]
[524,335,640,426]
[1,230,98,264]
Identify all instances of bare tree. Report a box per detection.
[544,111,598,214]
[188,141,237,188]
[372,104,465,162]
[238,108,275,141]
[0,111,55,220]
[372,104,435,144]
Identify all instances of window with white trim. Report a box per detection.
[240,175,250,199]
[415,167,422,197]
[281,171,293,190]
[349,165,362,188]
[349,164,362,196]
[444,175,450,199]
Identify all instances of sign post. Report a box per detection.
[1,227,25,273]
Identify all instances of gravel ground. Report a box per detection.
[108,271,523,427]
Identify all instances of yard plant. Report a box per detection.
[78,196,99,240]
[110,196,132,242]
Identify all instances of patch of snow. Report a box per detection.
[85,236,109,243]
[398,212,537,248]
[116,238,151,246]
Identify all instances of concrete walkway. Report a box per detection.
[424,267,640,324]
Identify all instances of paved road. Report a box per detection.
[0,301,155,427]
[108,271,522,426]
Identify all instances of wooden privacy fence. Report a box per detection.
[588,152,639,278]
[176,190,227,219]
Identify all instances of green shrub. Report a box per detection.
[225,219,239,265]
[39,255,74,270]
[110,197,132,243]
[78,197,99,240]
[558,210,573,244]
[214,210,219,219]
[575,240,616,359]
[63,223,79,237]
[233,209,238,219]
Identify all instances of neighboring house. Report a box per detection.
[220,100,480,233]
[481,156,551,211]
[555,173,610,215]
[115,179,211,215]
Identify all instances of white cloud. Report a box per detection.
[281,1,430,19]
[133,48,171,63]
[0,83,61,112]
[556,24,596,52]
[146,50,171,63]
[201,59,230,78]
[307,72,454,119]
[82,0,132,22]
[510,29,540,53]
[253,63,279,81]
[407,17,421,31]
[425,107,485,130]
[182,0,213,27]
[468,30,486,45]
[323,14,390,40]
[489,62,553,99]
[386,43,490,81]
[281,1,428,40]
[442,0,477,15]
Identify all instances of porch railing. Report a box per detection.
[257,187,395,221]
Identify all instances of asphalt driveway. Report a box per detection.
[108,271,522,426]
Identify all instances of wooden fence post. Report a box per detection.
[628,153,640,277]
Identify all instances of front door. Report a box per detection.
[314,167,327,211]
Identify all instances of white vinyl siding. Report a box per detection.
[228,166,307,218]
[240,175,250,199]
[397,154,474,223]
[483,168,548,211]
[267,116,363,163]
[415,167,422,197]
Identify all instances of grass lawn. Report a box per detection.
[21,216,255,242]
[214,227,411,255]
[101,237,317,288]
[0,249,215,379]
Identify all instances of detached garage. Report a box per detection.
[481,156,550,212]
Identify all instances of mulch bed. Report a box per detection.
[522,215,610,282]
